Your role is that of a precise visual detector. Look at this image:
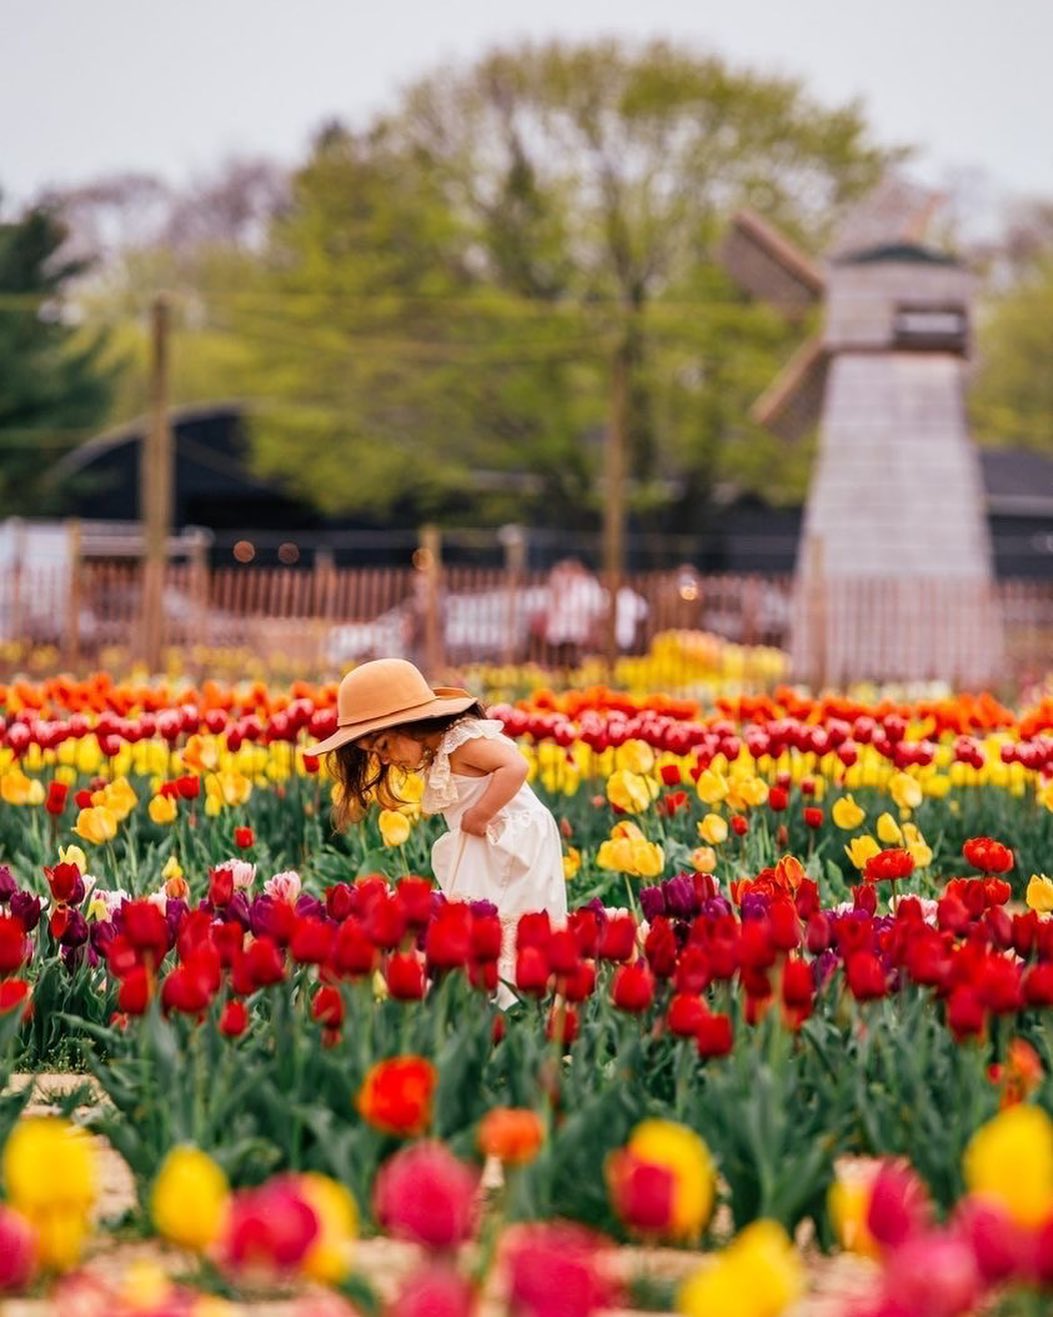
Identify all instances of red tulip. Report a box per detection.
[611,962,654,1013]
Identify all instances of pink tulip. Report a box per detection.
[223,1177,319,1273]
[953,1196,1031,1286]
[0,1205,35,1291]
[1030,1214,1053,1288]
[389,1267,476,1317]
[866,1160,931,1251]
[373,1142,478,1251]
[882,1231,981,1317]
[503,1222,614,1317]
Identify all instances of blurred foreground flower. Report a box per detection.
[2,1116,97,1270]
[677,1219,803,1317]
[607,1119,714,1244]
[150,1144,230,1253]
[373,1142,478,1250]
[963,1102,1053,1227]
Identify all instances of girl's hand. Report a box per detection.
[460,807,493,837]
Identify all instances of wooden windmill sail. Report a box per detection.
[721,176,1003,687]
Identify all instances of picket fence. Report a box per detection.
[0,559,1049,692]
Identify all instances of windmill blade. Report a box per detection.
[720,210,825,318]
[751,334,828,442]
[828,174,944,259]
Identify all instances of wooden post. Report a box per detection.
[499,523,526,667]
[416,524,443,676]
[188,528,210,677]
[9,519,24,653]
[140,294,173,674]
[603,340,630,671]
[64,518,82,671]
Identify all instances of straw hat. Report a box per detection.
[311,658,477,756]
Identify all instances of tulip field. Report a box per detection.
[0,670,1051,1315]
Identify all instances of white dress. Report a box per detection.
[423,718,568,982]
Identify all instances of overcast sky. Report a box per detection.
[4,0,1052,225]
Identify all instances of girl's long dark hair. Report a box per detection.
[327,703,487,832]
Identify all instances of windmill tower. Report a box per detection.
[721,176,1002,688]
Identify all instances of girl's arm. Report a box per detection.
[448,736,528,836]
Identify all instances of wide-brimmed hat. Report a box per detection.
[311,658,477,756]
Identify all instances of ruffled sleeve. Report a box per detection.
[422,718,507,814]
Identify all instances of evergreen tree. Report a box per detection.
[0,203,114,515]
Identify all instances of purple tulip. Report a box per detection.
[740,893,770,922]
[0,867,17,905]
[59,910,89,948]
[295,893,324,920]
[639,886,665,922]
[9,892,40,932]
[663,873,697,920]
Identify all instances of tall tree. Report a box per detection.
[234,40,892,530]
[236,122,599,526]
[971,213,1053,452]
[0,202,115,515]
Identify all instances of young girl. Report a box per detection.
[312,658,567,996]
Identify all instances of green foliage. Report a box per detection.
[0,204,115,514]
[84,39,894,530]
[972,252,1053,453]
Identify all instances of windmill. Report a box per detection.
[721,176,1003,687]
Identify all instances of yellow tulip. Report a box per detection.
[615,739,656,776]
[162,854,184,882]
[923,774,953,799]
[698,813,728,845]
[1025,874,1053,914]
[93,775,138,820]
[630,838,665,878]
[596,834,664,878]
[298,1172,357,1284]
[963,1104,1053,1228]
[3,1116,96,1268]
[0,768,34,806]
[148,794,178,825]
[690,846,717,874]
[900,822,932,870]
[831,795,866,830]
[678,1219,804,1317]
[32,1208,90,1271]
[563,847,581,880]
[205,770,252,808]
[151,1145,230,1253]
[606,769,657,814]
[75,737,102,775]
[73,805,118,845]
[378,809,411,847]
[184,734,220,773]
[58,845,88,874]
[726,774,768,811]
[889,772,923,811]
[696,768,729,806]
[875,812,903,845]
[844,835,880,870]
[1040,780,1053,812]
[827,1165,880,1259]
[628,1120,715,1242]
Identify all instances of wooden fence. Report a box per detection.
[0,558,1049,691]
